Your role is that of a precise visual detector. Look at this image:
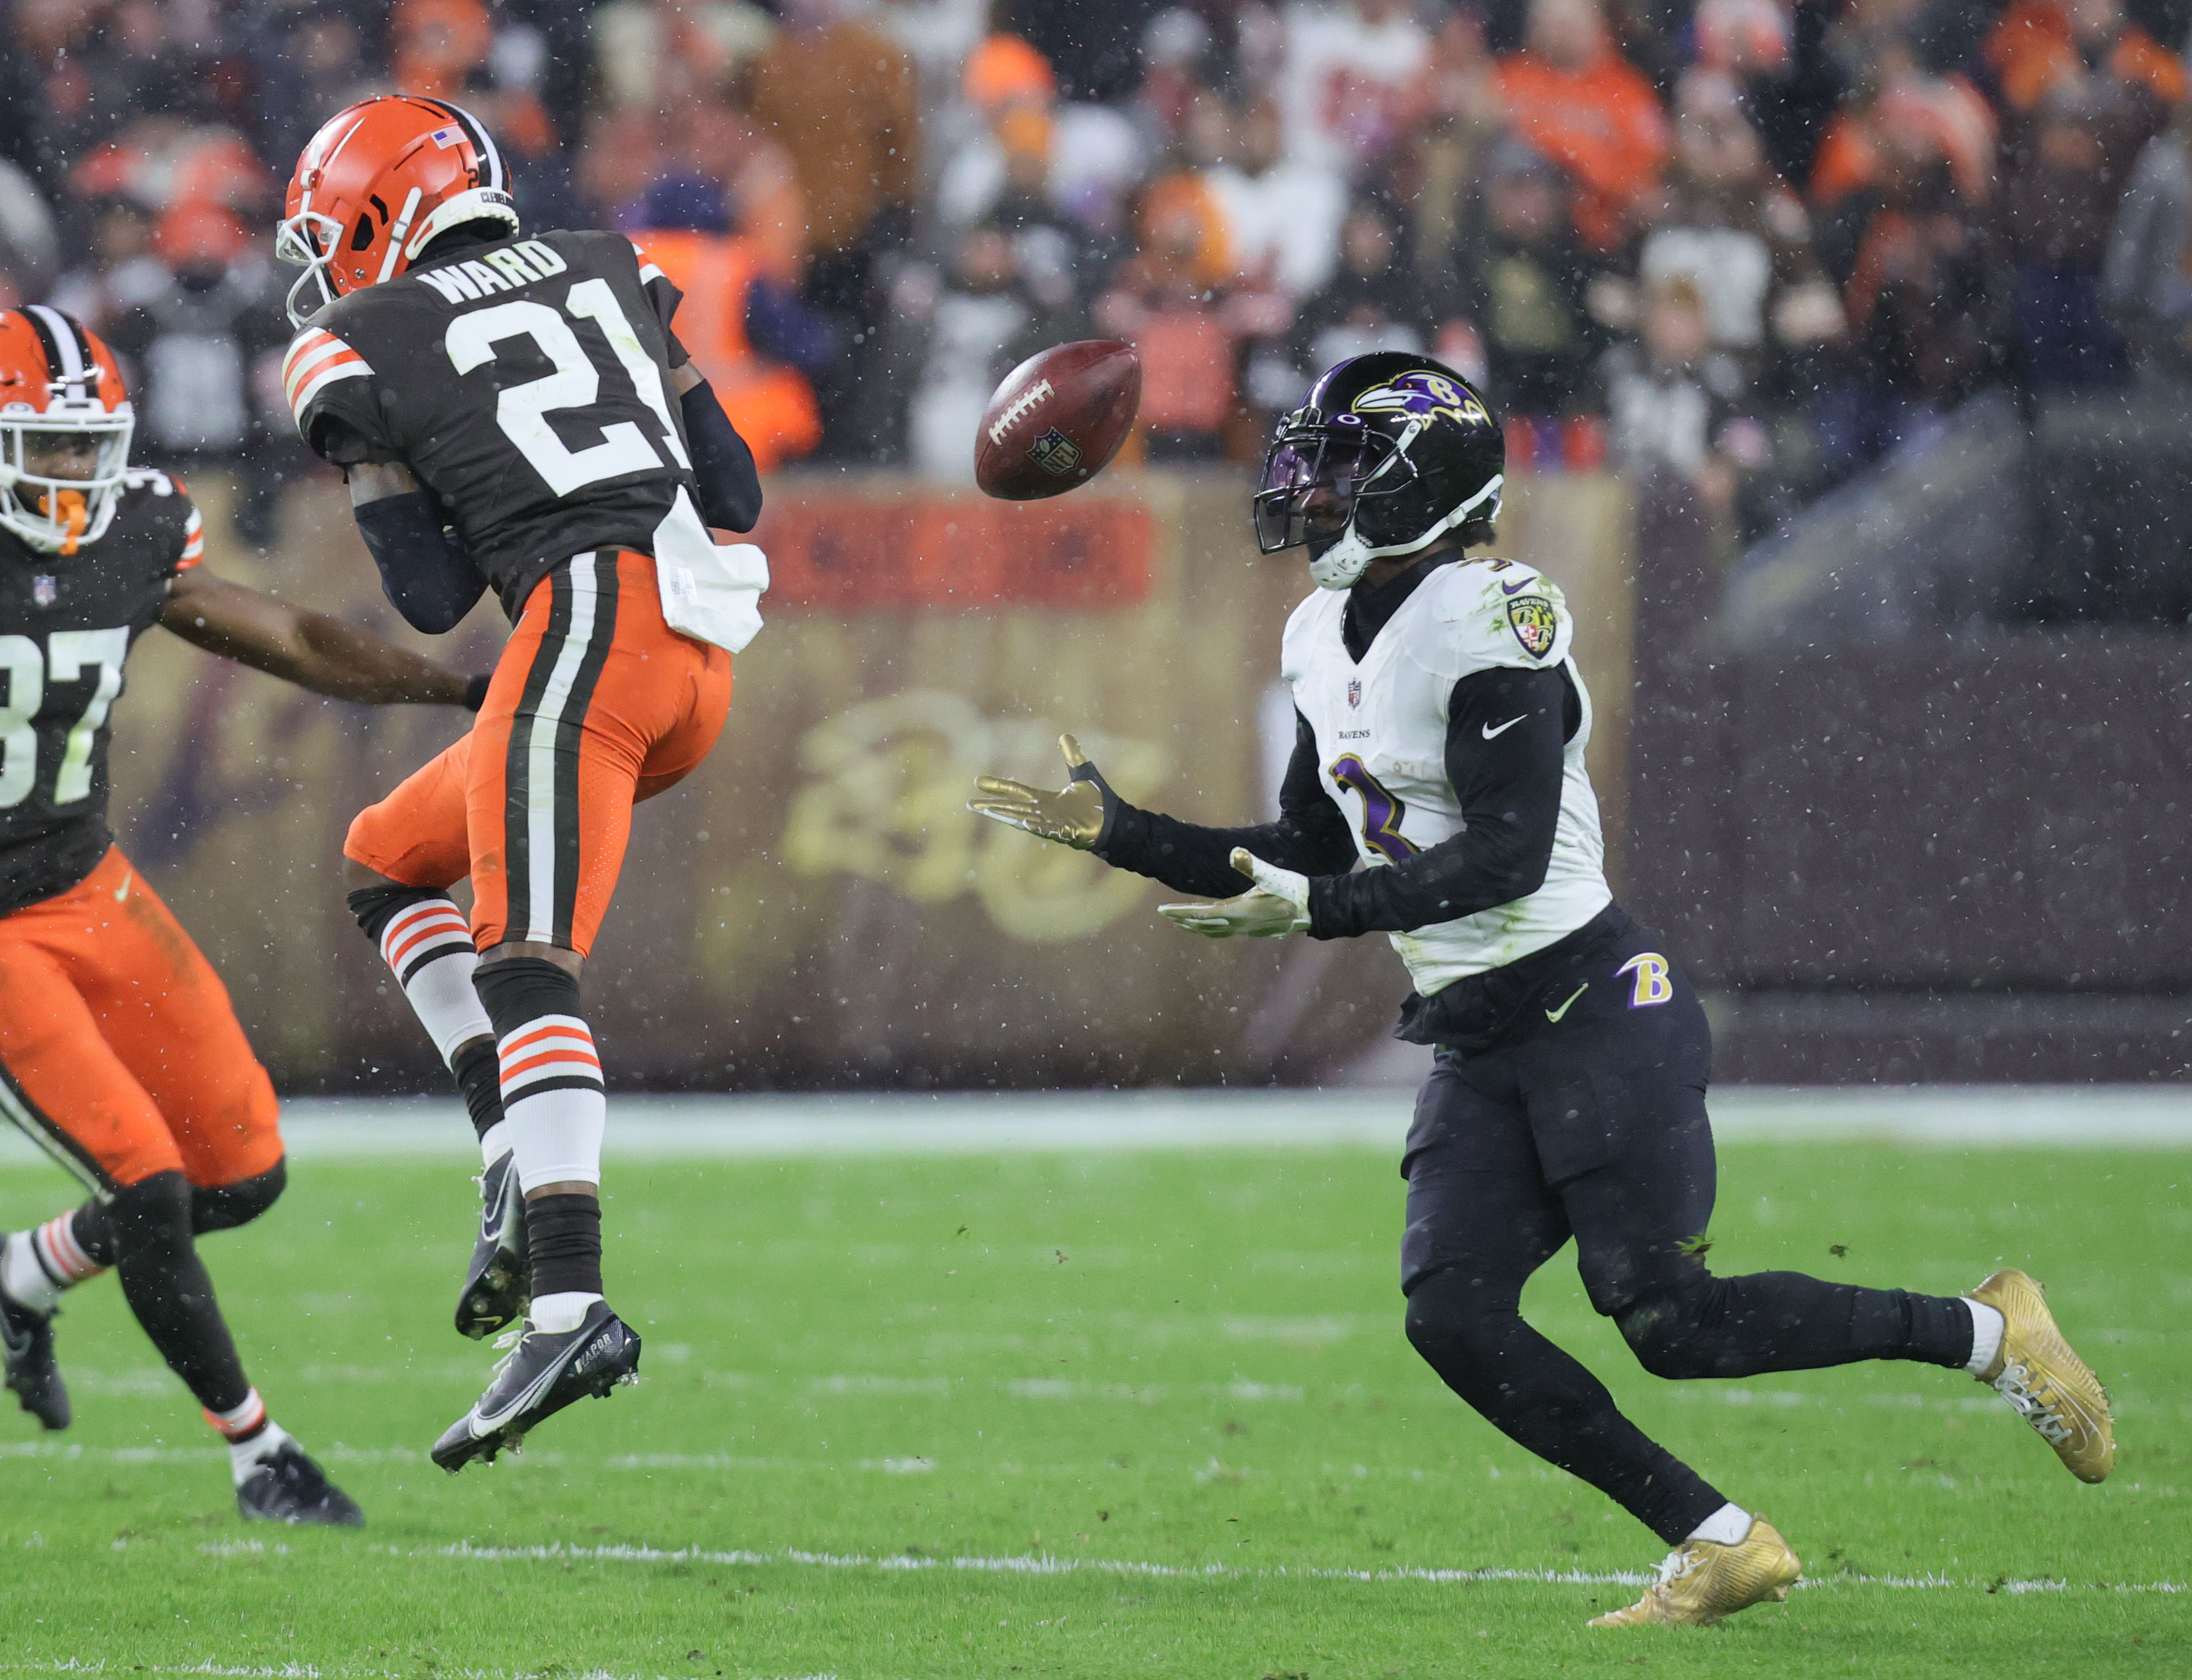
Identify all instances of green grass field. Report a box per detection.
[0,1134,2184,1678]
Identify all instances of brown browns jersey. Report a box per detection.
[285,228,699,619]
[0,469,202,915]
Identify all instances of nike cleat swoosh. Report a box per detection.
[1545,983,1588,1022]
[113,872,131,903]
[1482,716,1527,739]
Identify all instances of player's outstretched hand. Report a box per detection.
[968,733,1111,850]
[1158,848,1311,939]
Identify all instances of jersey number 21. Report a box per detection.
[445,278,691,496]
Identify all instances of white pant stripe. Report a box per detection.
[523,558,600,943]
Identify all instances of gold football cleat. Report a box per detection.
[1588,1517,1802,1629]
[1966,1268,2115,1483]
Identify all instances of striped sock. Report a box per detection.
[374,895,493,1065]
[497,1014,606,1192]
[205,1386,267,1442]
[2,1215,105,1312]
[205,1390,295,1486]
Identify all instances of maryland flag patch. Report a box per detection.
[1507,593,1558,658]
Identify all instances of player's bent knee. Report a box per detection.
[104,1171,196,1260]
[1612,1286,1720,1381]
[191,1159,286,1234]
[1403,1268,1513,1364]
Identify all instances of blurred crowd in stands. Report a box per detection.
[5,0,2192,549]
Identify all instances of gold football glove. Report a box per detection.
[1157,848,1311,939]
[968,733,1113,850]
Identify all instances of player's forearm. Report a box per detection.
[280,611,475,705]
[1096,804,1356,898]
[680,378,763,531]
[352,491,489,635]
[1306,824,1554,938]
[1093,712,1357,895]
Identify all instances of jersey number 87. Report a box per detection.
[0,629,126,810]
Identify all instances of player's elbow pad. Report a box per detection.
[680,378,762,532]
[353,492,488,635]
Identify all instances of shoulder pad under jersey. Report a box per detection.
[1399,557,1574,681]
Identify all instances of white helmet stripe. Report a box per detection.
[432,98,503,191]
[25,304,86,396]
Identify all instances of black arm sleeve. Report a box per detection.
[1306,664,1572,939]
[353,491,489,635]
[1091,710,1360,897]
[680,378,763,533]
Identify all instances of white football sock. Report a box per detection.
[227,1421,295,1486]
[376,897,493,1064]
[480,1117,513,1170]
[3,1215,103,1312]
[1685,1502,1754,1547]
[1964,1299,2006,1376]
[498,1014,605,1192]
[3,1229,63,1312]
[529,1290,601,1334]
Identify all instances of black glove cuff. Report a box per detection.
[463,673,492,712]
[1069,757,1123,850]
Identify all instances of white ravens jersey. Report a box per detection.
[1280,558,1613,993]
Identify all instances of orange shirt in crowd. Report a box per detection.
[748,20,920,257]
[1985,0,2188,111]
[635,229,821,476]
[1809,77,2000,208]
[1495,48,1669,253]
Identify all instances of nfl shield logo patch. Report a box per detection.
[31,575,56,608]
[1028,426,1083,477]
[1346,678,1361,708]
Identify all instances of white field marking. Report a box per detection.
[189,1537,2188,1597]
[16,1437,2181,1499]
[4,1087,2179,1168]
[0,1662,839,1680]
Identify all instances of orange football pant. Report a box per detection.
[0,846,283,1191]
[344,550,732,956]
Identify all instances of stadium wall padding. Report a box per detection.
[108,469,1637,1094]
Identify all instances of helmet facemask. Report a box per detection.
[0,395,134,555]
[275,206,347,328]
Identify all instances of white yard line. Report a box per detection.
[186,1535,2186,1596]
[4,1087,2184,1167]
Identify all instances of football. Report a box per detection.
[974,339,1141,500]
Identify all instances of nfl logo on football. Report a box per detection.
[31,574,56,608]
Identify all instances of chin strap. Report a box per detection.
[1308,470,1506,592]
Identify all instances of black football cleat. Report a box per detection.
[431,1299,640,1472]
[455,1150,530,1339]
[0,1282,68,1431]
[236,1442,364,1527]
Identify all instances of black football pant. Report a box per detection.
[1398,913,1974,1545]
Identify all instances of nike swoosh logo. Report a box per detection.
[1500,580,1532,595]
[1482,716,1527,739]
[1545,983,1588,1023]
[113,870,131,903]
